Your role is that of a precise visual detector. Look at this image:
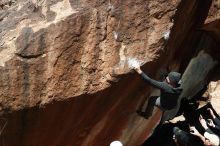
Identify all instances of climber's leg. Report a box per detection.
[137,95,149,113]
[137,96,158,119]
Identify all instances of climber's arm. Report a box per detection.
[134,66,168,90]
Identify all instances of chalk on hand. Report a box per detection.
[127,58,143,69]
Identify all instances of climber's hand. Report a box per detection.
[134,65,142,74]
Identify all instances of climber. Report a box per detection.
[134,65,183,118]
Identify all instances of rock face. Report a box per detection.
[0,0,179,111]
[0,0,220,146]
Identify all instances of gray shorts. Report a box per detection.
[155,97,161,107]
[155,97,165,111]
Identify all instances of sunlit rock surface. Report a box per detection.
[0,0,179,110]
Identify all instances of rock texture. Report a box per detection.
[0,0,179,111]
[0,0,220,146]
